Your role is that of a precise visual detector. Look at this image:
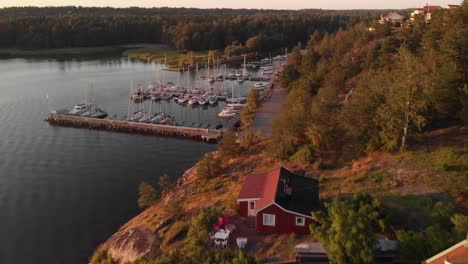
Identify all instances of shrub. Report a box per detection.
[197,153,222,179]
[290,144,315,168]
[187,206,222,248]
[162,220,189,246]
[89,250,116,264]
[218,131,241,158]
[138,182,158,209]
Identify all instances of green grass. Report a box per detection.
[396,148,467,172]
[124,47,219,68]
[396,148,468,199]
[381,195,433,230]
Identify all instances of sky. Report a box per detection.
[0,0,460,10]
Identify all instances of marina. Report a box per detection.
[45,55,284,142]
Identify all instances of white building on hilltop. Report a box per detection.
[380,12,404,24]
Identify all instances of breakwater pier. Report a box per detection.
[47,113,222,142]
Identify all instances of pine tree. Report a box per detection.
[137,182,158,209]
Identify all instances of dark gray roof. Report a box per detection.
[275,168,322,216]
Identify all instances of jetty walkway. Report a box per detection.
[47,114,221,142]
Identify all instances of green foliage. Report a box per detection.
[270,4,467,163]
[218,131,241,158]
[374,47,428,150]
[138,181,158,209]
[396,224,454,264]
[0,7,371,52]
[197,153,222,179]
[158,174,175,198]
[310,194,383,264]
[89,250,116,264]
[290,144,315,168]
[187,206,222,249]
[269,87,311,160]
[280,65,300,90]
[395,148,468,199]
[232,250,257,264]
[240,88,261,129]
[451,214,468,240]
[395,230,431,263]
[162,220,189,246]
[224,41,249,57]
[430,202,456,229]
[245,35,267,51]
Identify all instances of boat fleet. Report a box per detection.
[57,55,278,126]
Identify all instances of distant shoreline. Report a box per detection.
[0,44,173,59]
[0,46,128,58]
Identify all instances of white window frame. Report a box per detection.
[249,201,255,210]
[263,213,276,226]
[295,216,305,226]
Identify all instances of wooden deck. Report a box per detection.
[47,114,221,142]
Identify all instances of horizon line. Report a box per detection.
[0,5,426,11]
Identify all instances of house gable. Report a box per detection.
[256,203,315,234]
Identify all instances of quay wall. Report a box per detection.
[47,114,221,142]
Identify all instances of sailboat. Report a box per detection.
[78,84,108,118]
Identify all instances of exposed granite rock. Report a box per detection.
[102,226,158,264]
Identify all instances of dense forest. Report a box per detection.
[0,7,377,51]
[272,4,467,164]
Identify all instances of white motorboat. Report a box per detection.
[68,102,88,115]
[226,103,246,110]
[226,97,247,103]
[218,109,237,118]
[177,95,190,104]
[198,97,208,105]
[188,96,198,105]
[208,96,218,105]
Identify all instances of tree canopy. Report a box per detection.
[0,6,375,51]
[310,194,384,264]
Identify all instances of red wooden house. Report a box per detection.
[237,167,321,234]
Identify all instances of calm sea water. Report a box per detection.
[0,57,259,264]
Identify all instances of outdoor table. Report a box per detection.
[214,231,229,241]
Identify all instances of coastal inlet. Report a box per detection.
[46,55,285,141]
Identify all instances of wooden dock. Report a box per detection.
[47,114,221,142]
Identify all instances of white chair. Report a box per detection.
[221,239,228,248]
[214,240,221,248]
[209,233,216,245]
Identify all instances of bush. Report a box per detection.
[138,182,158,209]
[187,206,222,248]
[89,250,116,264]
[290,144,315,168]
[197,153,222,179]
[219,131,241,158]
[158,174,175,198]
[162,220,189,246]
[396,230,431,263]
[451,214,468,240]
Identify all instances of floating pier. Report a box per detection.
[47,114,221,143]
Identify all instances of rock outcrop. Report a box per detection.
[103,226,158,263]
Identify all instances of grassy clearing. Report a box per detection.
[380,194,451,231]
[396,148,467,172]
[124,47,221,68]
[396,147,467,203]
